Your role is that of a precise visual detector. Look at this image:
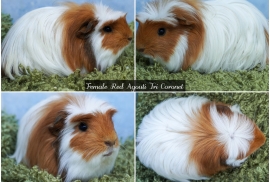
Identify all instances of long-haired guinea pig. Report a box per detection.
[136,0,269,73]
[2,2,133,79]
[136,95,265,181]
[11,94,119,182]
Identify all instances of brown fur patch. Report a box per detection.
[100,16,133,54]
[59,3,98,72]
[69,109,119,161]
[245,124,265,157]
[25,95,73,176]
[136,20,183,62]
[136,0,204,71]
[189,102,229,176]
[172,1,205,70]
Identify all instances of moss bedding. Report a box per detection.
[1,112,134,182]
[136,55,269,91]
[1,14,134,91]
[136,93,269,182]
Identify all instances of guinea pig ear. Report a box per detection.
[49,111,68,137]
[136,18,142,25]
[76,19,98,39]
[106,109,117,118]
[172,9,198,26]
[216,103,233,116]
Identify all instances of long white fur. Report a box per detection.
[137,96,209,181]
[136,95,254,181]
[192,0,268,73]
[137,0,197,25]
[161,33,188,72]
[11,94,119,182]
[2,4,127,79]
[137,0,268,73]
[2,7,70,79]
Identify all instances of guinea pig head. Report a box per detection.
[60,3,133,73]
[189,102,265,177]
[136,0,205,72]
[91,4,133,71]
[65,109,119,161]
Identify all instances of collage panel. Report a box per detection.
[135,0,269,91]
[1,92,135,181]
[1,0,135,91]
[136,92,268,181]
[1,0,269,182]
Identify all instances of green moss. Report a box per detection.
[1,13,13,41]
[136,93,269,182]
[1,112,134,182]
[1,20,134,91]
[136,55,269,91]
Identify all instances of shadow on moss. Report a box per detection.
[136,54,269,91]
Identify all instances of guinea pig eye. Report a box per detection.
[78,122,88,132]
[158,28,166,36]
[103,26,112,33]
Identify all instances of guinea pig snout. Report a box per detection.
[104,140,116,147]
[103,140,117,157]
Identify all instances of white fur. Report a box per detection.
[210,105,254,166]
[2,3,128,79]
[136,96,210,181]
[91,4,127,72]
[1,7,71,79]
[136,95,255,181]
[192,0,268,73]
[11,94,119,182]
[163,33,188,72]
[137,0,197,25]
[137,0,268,73]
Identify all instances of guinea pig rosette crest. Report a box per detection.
[136,95,266,181]
[11,94,120,182]
[1,2,133,79]
[136,0,268,73]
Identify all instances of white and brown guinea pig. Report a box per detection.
[136,0,269,73]
[136,95,266,181]
[2,2,133,79]
[11,94,119,182]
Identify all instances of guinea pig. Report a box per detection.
[136,95,266,181]
[2,2,133,79]
[136,0,269,73]
[11,94,120,182]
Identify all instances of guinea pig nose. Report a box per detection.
[138,48,145,53]
[128,37,132,41]
[104,140,115,147]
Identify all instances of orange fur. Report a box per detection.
[171,1,205,70]
[246,124,266,157]
[70,109,119,161]
[136,0,205,71]
[101,16,133,54]
[26,96,71,176]
[59,3,98,72]
[136,21,184,61]
[189,102,229,176]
